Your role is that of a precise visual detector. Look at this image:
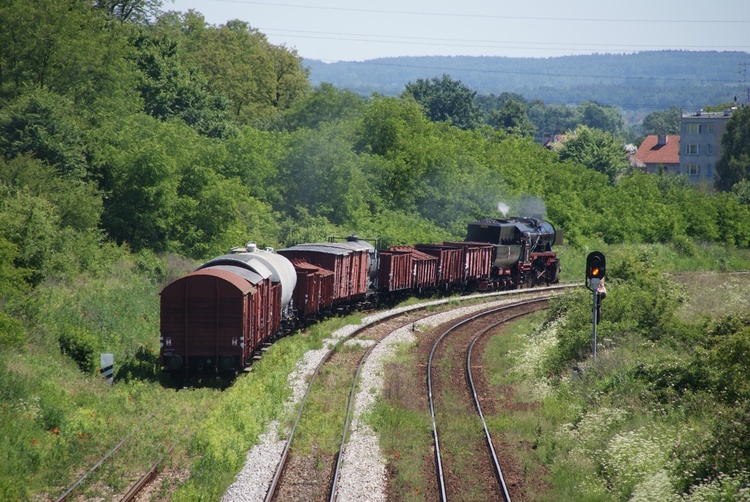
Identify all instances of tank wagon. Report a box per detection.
[160,217,561,378]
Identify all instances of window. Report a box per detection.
[706,144,713,155]
[706,164,713,176]
[707,123,715,134]
[686,144,699,155]
[686,123,701,134]
[687,164,701,176]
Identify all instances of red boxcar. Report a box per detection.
[378,249,412,292]
[415,244,464,287]
[160,267,270,374]
[278,241,373,304]
[160,248,294,375]
[388,246,438,291]
[289,258,335,317]
[443,241,494,282]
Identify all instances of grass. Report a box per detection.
[5,240,750,499]
[368,351,433,501]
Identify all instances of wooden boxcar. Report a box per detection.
[289,258,335,317]
[414,244,464,287]
[378,249,412,292]
[387,246,438,291]
[443,241,494,282]
[278,241,373,304]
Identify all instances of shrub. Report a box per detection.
[57,323,100,374]
[0,312,25,348]
[672,400,750,494]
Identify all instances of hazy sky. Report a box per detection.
[165,0,750,62]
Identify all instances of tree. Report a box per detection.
[715,105,750,191]
[402,74,483,130]
[128,26,235,138]
[0,0,138,109]
[280,83,364,131]
[0,89,89,180]
[558,125,629,184]
[186,19,309,125]
[575,101,624,136]
[487,98,536,137]
[93,0,163,23]
[642,105,682,135]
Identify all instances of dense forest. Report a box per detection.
[306,51,749,118]
[2,0,750,499]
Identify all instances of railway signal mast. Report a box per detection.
[585,252,606,360]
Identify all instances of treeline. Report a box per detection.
[305,51,746,114]
[1,0,750,342]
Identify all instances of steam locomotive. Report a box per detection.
[159,217,561,377]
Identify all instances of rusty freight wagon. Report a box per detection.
[159,245,296,376]
[414,243,464,288]
[379,246,438,293]
[288,259,335,318]
[443,241,494,283]
[278,239,375,305]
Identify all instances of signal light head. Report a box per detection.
[585,252,606,284]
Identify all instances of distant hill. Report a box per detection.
[304,51,749,115]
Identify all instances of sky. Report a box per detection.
[165,0,750,62]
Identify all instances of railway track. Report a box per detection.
[249,285,576,501]
[53,401,202,501]
[265,309,427,501]
[427,297,551,501]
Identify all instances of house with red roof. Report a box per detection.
[633,134,680,174]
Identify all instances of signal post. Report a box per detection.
[585,252,606,360]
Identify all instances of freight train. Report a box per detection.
[159,217,562,377]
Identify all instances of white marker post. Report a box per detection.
[100,354,114,384]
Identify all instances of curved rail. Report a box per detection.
[265,285,578,501]
[120,427,191,502]
[465,311,536,502]
[329,317,419,501]
[264,309,414,502]
[427,297,550,501]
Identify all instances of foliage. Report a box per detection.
[715,105,750,191]
[487,97,536,137]
[558,125,629,184]
[575,101,625,136]
[402,74,483,130]
[0,90,90,179]
[184,18,309,125]
[127,25,236,138]
[642,105,682,135]
[279,82,365,131]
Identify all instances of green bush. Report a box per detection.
[672,401,750,494]
[0,312,24,348]
[57,323,100,374]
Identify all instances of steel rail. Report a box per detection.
[264,309,412,502]
[465,308,543,502]
[328,316,421,502]
[427,297,551,501]
[120,426,191,502]
[55,409,160,502]
[265,284,578,501]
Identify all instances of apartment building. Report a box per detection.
[679,108,735,183]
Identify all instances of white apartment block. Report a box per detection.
[679,108,735,183]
